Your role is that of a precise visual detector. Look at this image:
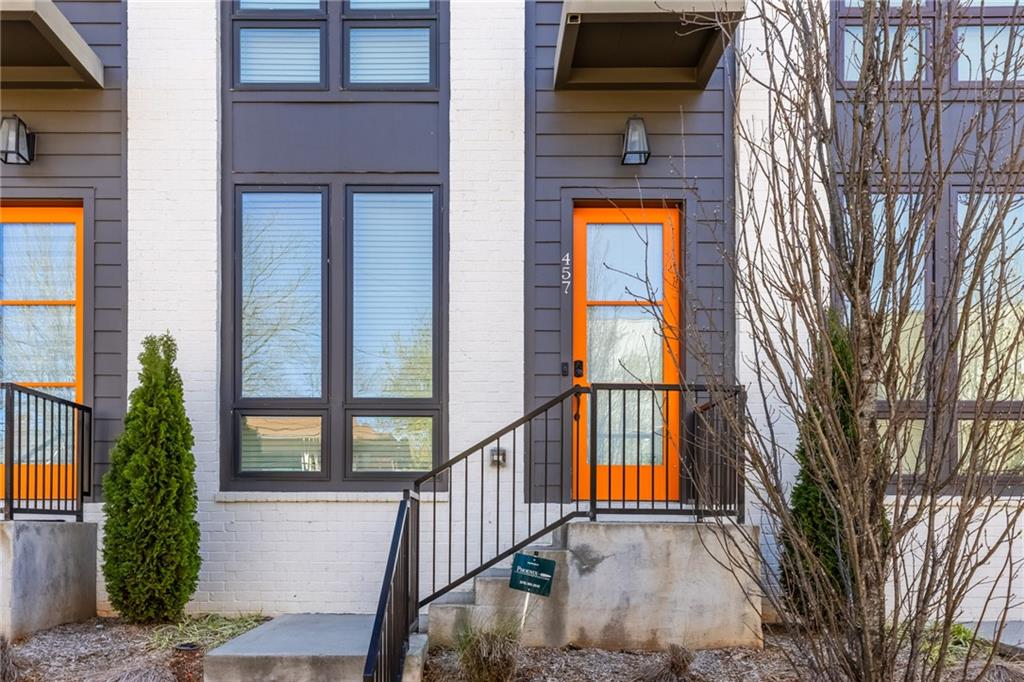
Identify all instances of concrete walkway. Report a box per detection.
[204,613,373,682]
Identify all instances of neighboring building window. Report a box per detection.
[238,27,324,85]
[842,24,925,82]
[955,193,1024,402]
[227,187,443,487]
[870,194,925,400]
[0,206,84,403]
[956,24,1024,82]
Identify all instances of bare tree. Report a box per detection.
[614,1,1024,679]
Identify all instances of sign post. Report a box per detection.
[509,552,557,631]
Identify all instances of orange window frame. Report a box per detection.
[571,206,683,501]
[0,205,85,402]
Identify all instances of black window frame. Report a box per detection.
[235,409,331,482]
[223,183,447,492]
[345,409,441,481]
[344,186,445,478]
[231,185,332,483]
[951,19,1024,88]
[871,184,1024,486]
[835,13,936,88]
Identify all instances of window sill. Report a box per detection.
[213,490,448,503]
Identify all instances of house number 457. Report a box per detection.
[561,252,571,294]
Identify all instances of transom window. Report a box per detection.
[228,187,443,489]
[232,0,436,88]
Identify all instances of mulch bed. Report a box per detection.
[11,618,189,682]
[424,633,1024,682]
[425,634,803,681]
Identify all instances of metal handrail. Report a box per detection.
[2,383,93,521]
[413,385,590,487]
[363,491,415,682]
[363,381,746,681]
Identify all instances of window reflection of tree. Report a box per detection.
[0,223,76,384]
[0,222,77,467]
[586,222,667,468]
[241,210,321,398]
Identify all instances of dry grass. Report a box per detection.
[0,637,21,682]
[631,645,700,682]
[454,616,523,682]
[149,613,265,652]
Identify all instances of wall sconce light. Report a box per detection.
[621,116,650,166]
[0,115,36,165]
[489,446,507,467]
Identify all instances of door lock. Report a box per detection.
[573,360,584,378]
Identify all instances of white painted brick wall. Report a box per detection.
[108,0,526,616]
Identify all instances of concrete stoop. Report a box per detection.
[204,614,365,682]
[204,522,761,681]
[429,522,764,652]
[203,613,427,682]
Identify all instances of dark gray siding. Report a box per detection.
[0,0,128,497]
[525,0,735,406]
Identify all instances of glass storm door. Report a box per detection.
[572,207,682,502]
[0,205,85,501]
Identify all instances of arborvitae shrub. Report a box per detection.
[102,333,200,623]
[781,312,855,614]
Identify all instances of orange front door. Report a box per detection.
[572,207,682,502]
[0,205,85,501]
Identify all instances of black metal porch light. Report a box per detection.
[0,115,36,165]
[621,116,650,166]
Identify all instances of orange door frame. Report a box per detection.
[571,206,683,502]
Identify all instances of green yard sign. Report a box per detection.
[509,552,556,597]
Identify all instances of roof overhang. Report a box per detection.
[0,0,104,89]
[553,0,744,90]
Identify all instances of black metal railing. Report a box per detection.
[363,490,418,682]
[1,383,93,521]
[691,387,746,522]
[363,382,745,681]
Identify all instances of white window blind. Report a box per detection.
[239,0,320,9]
[348,27,430,84]
[239,28,321,84]
[351,193,433,398]
[349,0,430,9]
[239,416,323,473]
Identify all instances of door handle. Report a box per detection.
[573,360,584,378]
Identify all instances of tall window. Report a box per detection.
[235,190,326,477]
[228,187,443,489]
[0,206,84,403]
[349,191,438,475]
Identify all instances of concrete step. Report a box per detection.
[204,613,373,682]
